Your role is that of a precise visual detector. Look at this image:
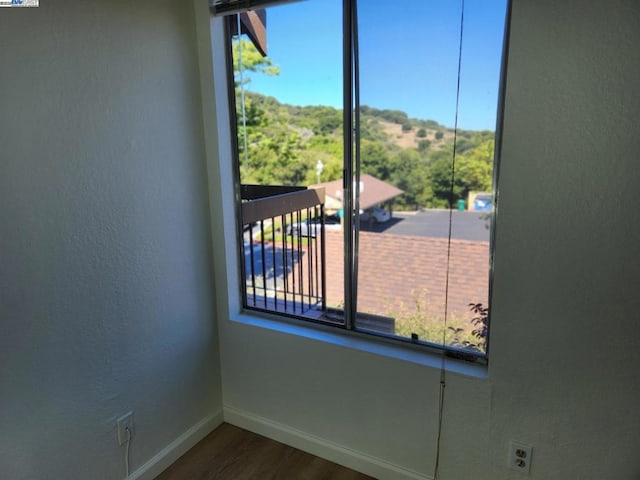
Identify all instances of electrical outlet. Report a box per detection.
[116,412,134,446]
[508,441,533,475]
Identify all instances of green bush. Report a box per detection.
[418,139,431,151]
[388,290,486,353]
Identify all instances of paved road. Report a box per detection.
[359,209,491,242]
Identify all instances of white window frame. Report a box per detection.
[201,1,511,369]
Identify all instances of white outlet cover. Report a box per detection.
[508,441,533,475]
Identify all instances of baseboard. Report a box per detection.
[129,410,224,480]
[223,405,431,480]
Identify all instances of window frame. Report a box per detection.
[210,0,512,366]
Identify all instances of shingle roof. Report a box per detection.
[323,230,489,322]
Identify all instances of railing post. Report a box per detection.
[321,204,327,312]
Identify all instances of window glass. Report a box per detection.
[233,0,345,321]
[353,0,506,352]
[231,0,507,356]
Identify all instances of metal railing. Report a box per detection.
[241,185,326,318]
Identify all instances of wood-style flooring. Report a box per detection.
[155,423,376,480]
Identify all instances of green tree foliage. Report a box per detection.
[390,150,432,209]
[232,38,280,87]
[360,106,409,125]
[359,118,388,142]
[456,139,494,193]
[428,139,494,207]
[417,139,431,152]
[316,109,342,135]
[231,42,495,206]
[361,140,392,180]
[423,119,441,128]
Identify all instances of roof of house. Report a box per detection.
[310,174,404,211]
[322,230,489,320]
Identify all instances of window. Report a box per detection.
[215,0,509,360]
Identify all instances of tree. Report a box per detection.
[372,108,409,124]
[427,140,494,207]
[416,128,427,138]
[390,150,432,209]
[233,38,281,179]
[232,38,280,87]
[317,111,342,135]
[242,128,307,185]
[361,140,392,180]
[302,151,342,185]
[417,139,431,152]
[428,153,456,208]
[455,139,494,195]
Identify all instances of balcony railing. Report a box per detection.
[241,185,327,319]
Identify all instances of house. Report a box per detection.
[311,173,404,219]
[1,1,639,479]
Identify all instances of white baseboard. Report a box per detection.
[129,410,224,480]
[223,405,431,480]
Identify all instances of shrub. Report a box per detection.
[448,303,488,353]
[386,289,486,353]
[416,128,427,138]
[418,139,431,151]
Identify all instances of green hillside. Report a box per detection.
[236,90,495,210]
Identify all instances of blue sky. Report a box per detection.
[242,0,508,131]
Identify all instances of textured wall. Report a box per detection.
[210,0,640,479]
[0,1,221,479]
[489,0,640,478]
[2,0,639,478]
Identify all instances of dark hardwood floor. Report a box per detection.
[155,423,376,480]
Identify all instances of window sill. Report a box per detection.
[228,311,488,379]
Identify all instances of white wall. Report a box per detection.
[2,0,639,479]
[208,0,640,479]
[489,0,640,477]
[0,1,222,479]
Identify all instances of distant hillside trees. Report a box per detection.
[232,39,495,209]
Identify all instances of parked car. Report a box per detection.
[360,206,391,223]
[473,194,492,212]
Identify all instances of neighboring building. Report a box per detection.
[310,173,404,218]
